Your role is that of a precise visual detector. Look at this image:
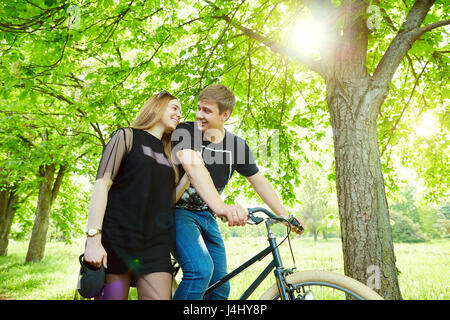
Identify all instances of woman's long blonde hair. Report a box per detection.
[131,92,180,184]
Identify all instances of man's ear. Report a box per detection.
[222,109,231,122]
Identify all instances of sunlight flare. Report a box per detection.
[415,110,439,138]
[289,17,326,54]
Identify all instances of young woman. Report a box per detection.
[83,91,182,300]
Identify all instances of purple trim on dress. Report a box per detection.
[142,145,171,168]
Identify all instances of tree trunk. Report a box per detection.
[25,163,66,263]
[26,164,56,263]
[0,184,19,256]
[313,229,318,242]
[326,76,402,299]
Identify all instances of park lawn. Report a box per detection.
[224,237,450,300]
[0,236,448,300]
[0,239,81,300]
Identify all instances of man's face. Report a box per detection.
[196,98,230,133]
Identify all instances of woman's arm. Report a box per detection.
[84,128,131,268]
[84,176,113,268]
[87,176,113,231]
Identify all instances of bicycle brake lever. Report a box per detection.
[248,212,264,225]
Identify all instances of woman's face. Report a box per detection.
[161,99,182,132]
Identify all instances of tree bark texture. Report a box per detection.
[0,184,19,256]
[25,163,65,263]
[26,164,56,263]
[326,76,402,299]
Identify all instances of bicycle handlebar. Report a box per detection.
[248,207,303,232]
[220,207,304,233]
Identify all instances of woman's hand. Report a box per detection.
[84,236,108,269]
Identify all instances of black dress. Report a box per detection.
[95,127,175,277]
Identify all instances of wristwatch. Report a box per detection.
[86,228,102,237]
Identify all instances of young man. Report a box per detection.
[171,84,304,300]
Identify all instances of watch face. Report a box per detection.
[88,229,97,236]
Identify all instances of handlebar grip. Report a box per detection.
[289,217,304,232]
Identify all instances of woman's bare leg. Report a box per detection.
[136,272,172,300]
[95,273,131,300]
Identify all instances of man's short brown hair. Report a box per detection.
[198,84,236,115]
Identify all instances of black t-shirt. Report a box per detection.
[171,121,259,212]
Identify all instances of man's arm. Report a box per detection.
[246,171,305,234]
[176,149,247,226]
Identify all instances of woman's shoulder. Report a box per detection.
[110,127,133,137]
[110,127,134,153]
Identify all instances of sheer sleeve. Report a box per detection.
[96,127,133,181]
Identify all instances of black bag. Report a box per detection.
[76,254,105,299]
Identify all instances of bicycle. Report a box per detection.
[172,207,383,300]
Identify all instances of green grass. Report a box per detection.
[1,236,449,300]
[0,239,81,300]
[223,237,450,300]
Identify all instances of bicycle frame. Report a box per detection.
[204,219,291,300]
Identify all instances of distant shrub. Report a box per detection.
[390,210,427,243]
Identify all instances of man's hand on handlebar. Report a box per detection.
[216,204,248,227]
[217,206,305,234]
[287,215,305,235]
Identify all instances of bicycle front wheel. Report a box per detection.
[259,270,383,300]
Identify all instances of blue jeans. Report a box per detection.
[173,209,230,300]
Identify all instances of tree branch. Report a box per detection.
[202,0,325,76]
[51,164,66,204]
[372,0,436,84]
[99,1,134,46]
[30,33,70,69]
[417,18,450,35]
[30,84,75,105]
[0,4,65,33]
[17,133,35,148]
[380,60,429,156]
[198,0,245,89]
[279,57,288,125]
[380,6,420,80]
[26,83,108,146]
[213,12,324,76]
[238,41,257,130]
